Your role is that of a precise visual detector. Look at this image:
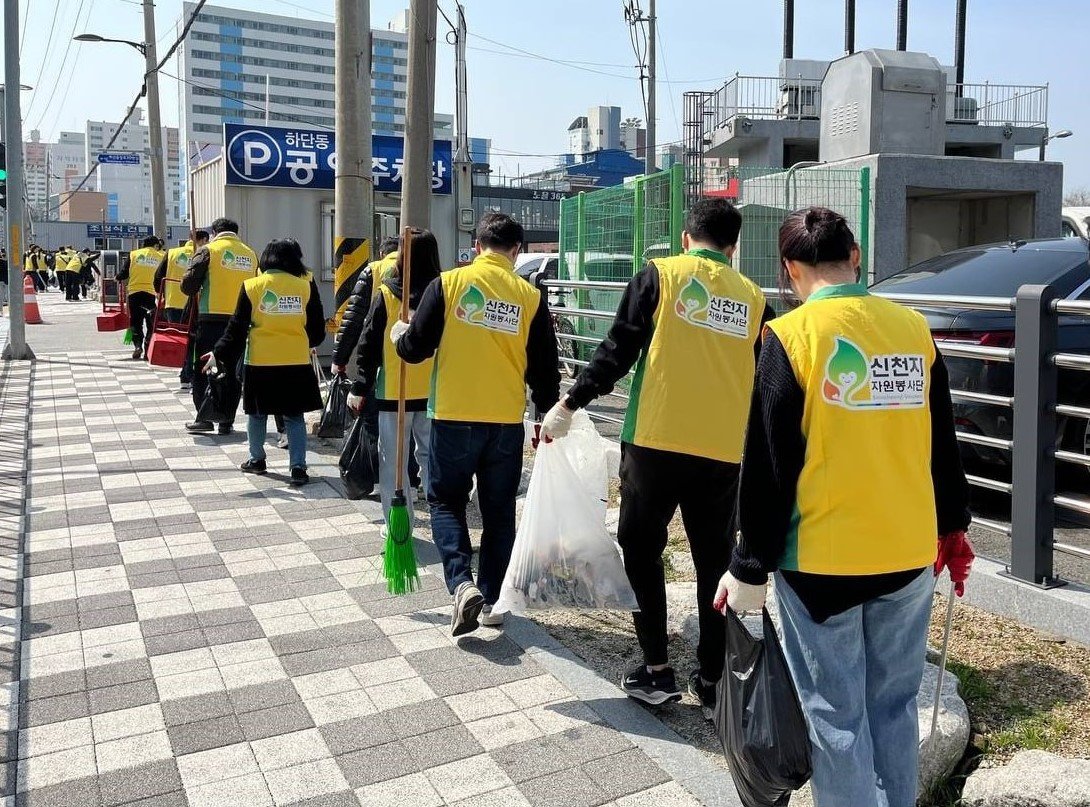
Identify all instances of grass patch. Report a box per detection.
[947,658,996,705]
[988,710,1070,756]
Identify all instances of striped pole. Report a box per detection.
[331,236,370,333]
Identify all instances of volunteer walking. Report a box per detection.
[719,207,973,807]
[394,213,560,636]
[204,239,326,486]
[156,229,209,389]
[347,228,440,532]
[117,237,166,360]
[539,198,771,715]
[181,218,259,436]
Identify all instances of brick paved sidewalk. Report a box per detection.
[2,296,736,807]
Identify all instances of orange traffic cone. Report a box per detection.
[24,275,42,325]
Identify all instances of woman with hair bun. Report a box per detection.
[717,207,974,806]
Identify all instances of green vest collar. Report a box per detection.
[806,282,868,303]
[686,248,731,266]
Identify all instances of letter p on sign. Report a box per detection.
[244,142,273,177]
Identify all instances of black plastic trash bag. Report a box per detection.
[318,375,354,439]
[339,416,377,500]
[196,373,235,424]
[715,608,812,807]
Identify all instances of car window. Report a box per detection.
[515,258,542,280]
[872,248,1088,298]
[1062,221,1079,239]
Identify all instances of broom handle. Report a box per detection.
[930,578,957,739]
[394,227,412,494]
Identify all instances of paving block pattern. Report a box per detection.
[5,309,706,807]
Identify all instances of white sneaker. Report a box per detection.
[480,604,505,628]
[451,582,485,637]
[277,432,290,449]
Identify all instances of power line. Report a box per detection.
[29,0,89,131]
[22,0,65,122]
[42,0,99,139]
[51,0,211,215]
[654,18,682,143]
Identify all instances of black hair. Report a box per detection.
[193,229,210,242]
[379,236,400,257]
[476,212,524,251]
[259,238,307,277]
[777,207,858,302]
[395,228,442,306]
[140,236,160,248]
[210,217,239,235]
[685,198,743,250]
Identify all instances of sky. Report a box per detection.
[12,0,1090,189]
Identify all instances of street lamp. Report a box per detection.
[74,33,147,55]
[73,12,166,239]
[1039,129,1073,162]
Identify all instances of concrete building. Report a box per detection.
[85,115,183,225]
[567,106,646,164]
[179,3,422,159]
[58,191,108,223]
[24,131,88,221]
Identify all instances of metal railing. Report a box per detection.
[706,75,1049,130]
[545,278,1090,587]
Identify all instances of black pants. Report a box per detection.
[191,319,241,425]
[617,442,739,681]
[29,272,46,292]
[162,308,194,383]
[128,292,156,355]
[64,273,81,300]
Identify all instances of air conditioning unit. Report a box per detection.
[778,85,821,119]
[947,94,979,124]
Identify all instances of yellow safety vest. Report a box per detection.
[126,247,164,296]
[622,250,766,463]
[25,254,39,272]
[370,252,398,298]
[200,233,258,316]
[432,252,541,424]
[164,242,194,310]
[67,254,85,274]
[376,283,433,402]
[766,284,938,576]
[55,251,73,272]
[243,270,312,367]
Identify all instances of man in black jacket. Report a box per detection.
[330,236,400,374]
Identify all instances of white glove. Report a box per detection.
[347,393,364,413]
[201,352,220,376]
[539,400,575,442]
[331,363,346,376]
[714,571,767,613]
[390,319,409,345]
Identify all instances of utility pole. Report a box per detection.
[143,0,168,237]
[452,3,473,258]
[3,0,34,360]
[400,0,437,229]
[645,0,656,175]
[332,0,373,331]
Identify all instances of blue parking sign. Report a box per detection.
[224,123,452,194]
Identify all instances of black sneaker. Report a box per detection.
[688,670,719,721]
[185,420,214,433]
[131,348,143,360]
[240,458,267,475]
[451,581,485,637]
[621,665,682,706]
[289,467,309,487]
[218,423,234,436]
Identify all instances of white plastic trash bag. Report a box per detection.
[494,411,638,615]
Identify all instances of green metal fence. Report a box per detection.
[556,163,872,351]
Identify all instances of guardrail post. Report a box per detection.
[669,163,684,254]
[633,177,645,277]
[1007,283,1061,587]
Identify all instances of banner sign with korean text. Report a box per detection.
[87,223,153,237]
[223,123,452,194]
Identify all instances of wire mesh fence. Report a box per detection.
[556,162,871,343]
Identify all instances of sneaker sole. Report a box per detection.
[620,681,683,707]
[452,592,485,637]
[241,468,267,476]
[687,682,717,722]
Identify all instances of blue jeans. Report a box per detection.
[248,413,307,470]
[428,420,524,604]
[378,410,431,530]
[774,568,934,807]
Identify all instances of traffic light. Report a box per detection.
[0,142,6,210]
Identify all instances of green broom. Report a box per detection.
[383,226,420,595]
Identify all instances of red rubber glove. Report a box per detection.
[934,531,975,597]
